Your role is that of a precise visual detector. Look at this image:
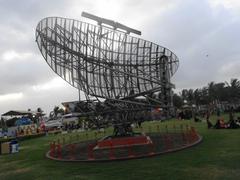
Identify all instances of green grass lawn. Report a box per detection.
[0,115,239,180]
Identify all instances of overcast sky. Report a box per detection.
[0,0,240,115]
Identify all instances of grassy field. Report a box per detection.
[0,115,239,180]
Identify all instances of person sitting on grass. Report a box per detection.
[226,116,240,129]
[214,117,227,129]
[220,118,226,128]
[236,117,240,127]
[228,119,239,129]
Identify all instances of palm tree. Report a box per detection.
[175,78,240,108]
[35,107,44,123]
[194,89,201,105]
[226,78,240,103]
[187,89,194,105]
[208,81,217,102]
[199,87,209,105]
[52,106,65,118]
[181,89,188,102]
[37,107,43,113]
[53,106,60,117]
[214,82,226,102]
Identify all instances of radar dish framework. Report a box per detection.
[36,12,179,136]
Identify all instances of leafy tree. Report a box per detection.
[174,78,240,107]
[187,89,194,105]
[50,106,65,118]
[228,78,240,102]
[194,89,201,105]
[173,93,183,108]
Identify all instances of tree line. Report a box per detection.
[173,78,240,109]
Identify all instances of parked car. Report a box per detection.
[44,118,62,130]
[61,113,80,124]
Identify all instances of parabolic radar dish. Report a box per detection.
[35,13,179,101]
[36,12,179,135]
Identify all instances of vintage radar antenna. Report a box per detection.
[36,12,179,135]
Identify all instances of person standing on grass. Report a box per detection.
[206,109,213,128]
[216,107,221,117]
[229,107,234,122]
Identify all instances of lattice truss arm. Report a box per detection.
[36,17,179,100]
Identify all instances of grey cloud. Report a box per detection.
[139,0,240,89]
[0,59,55,94]
[1,84,78,115]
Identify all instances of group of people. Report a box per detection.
[213,117,240,129]
[206,108,240,129]
[177,109,192,120]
